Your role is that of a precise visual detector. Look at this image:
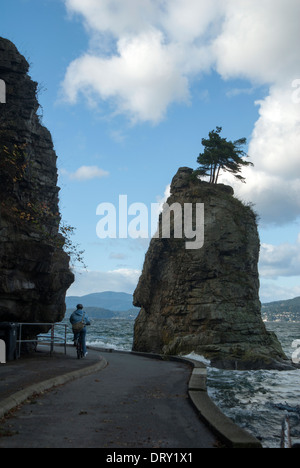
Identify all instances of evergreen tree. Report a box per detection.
[195,127,253,184]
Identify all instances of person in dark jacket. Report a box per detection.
[70,304,91,357]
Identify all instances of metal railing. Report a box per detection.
[17,323,68,357]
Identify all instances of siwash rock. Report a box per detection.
[133,167,290,370]
[0,38,74,340]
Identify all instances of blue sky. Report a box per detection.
[1,0,300,302]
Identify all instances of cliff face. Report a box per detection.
[133,167,289,370]
[0,38,74,331]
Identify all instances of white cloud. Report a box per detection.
[259,234,300,279]
[258,234,300,302]
[63,31,190,123]
[67,268,141,297]
[64,0,159,37]
[260,280,300,304]
[156,184,171,210]
[226,83,300,225]
[250,85,300,179]
[212,0,300,84]
[62,165,109,181]
[61,0,223,123]
[62,0,300,123]
[211,0,300,225]
[62,0,300,225]
[161,0,223,44]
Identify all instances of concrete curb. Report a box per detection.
[185,360,262,448]
[175,356,262,448]
[0,357,108,420]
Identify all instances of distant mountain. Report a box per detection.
[65,306,138,320]
[66,292,300,322]
[65,291,139,320]
[66,291,135,311]
[262,296,300,322]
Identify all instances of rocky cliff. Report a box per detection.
[133,167,290,370]
[0,38,74,338]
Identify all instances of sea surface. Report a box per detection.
[63,318,300,448]
[205,322,300,448]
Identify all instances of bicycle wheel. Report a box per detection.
[75,338,81,359]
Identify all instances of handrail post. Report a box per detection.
[18,324,22,359]
[50,324,54,355]
[15,322,68,357]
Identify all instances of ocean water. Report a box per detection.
[63,318,300,448]
[205,322,300,448]
[62,318,134,351]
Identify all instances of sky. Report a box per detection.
[1,0,300,303]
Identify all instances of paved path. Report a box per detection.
[0,349,218,448]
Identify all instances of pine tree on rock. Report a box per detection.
[195,126,253,184]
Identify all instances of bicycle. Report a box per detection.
[74,334,84,359]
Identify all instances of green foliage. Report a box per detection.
[195,126,253,184]
[59,222,87,269]
[262,296,300,322]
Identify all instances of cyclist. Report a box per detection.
[70,304,91,357]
